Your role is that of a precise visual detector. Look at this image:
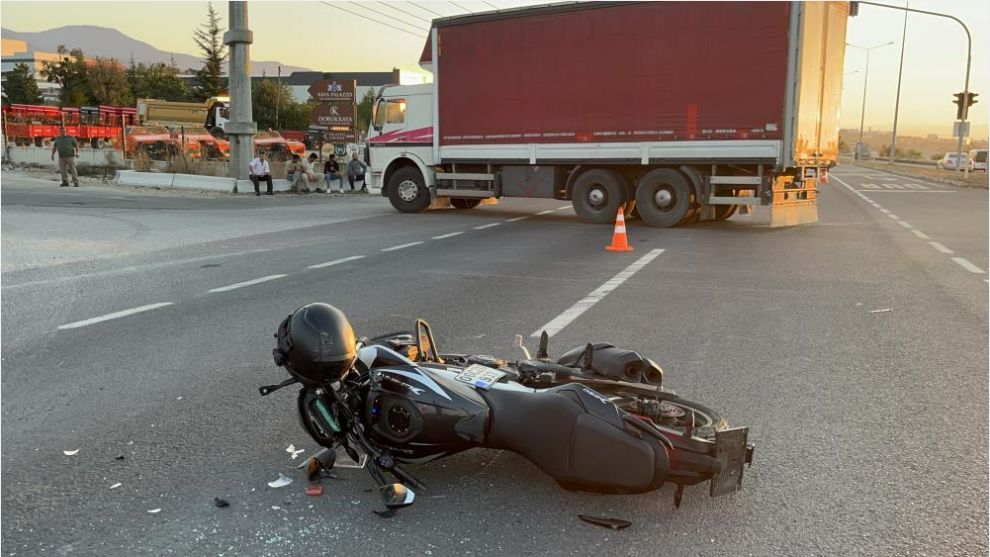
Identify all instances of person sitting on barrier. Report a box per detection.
[304,153,325,193]
[347,152,369,193]
[324,155,343,193]
[287,154,311,193]
[248,152,273,196]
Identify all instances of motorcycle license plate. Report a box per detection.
[710,427,749,497]
[453,364,506,390]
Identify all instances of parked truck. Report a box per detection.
[368,1,849,227]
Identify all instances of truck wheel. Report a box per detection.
[571,169,627,224]
[450,198,482,209]
[387,167,431,213]
[635,169,691,228]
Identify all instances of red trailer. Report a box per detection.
[2,104,137,149]
[368,1,849,227]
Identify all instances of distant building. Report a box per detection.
[1,39,63,103]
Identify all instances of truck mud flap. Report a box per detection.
[710,427,750,497]
[769,176,818,227]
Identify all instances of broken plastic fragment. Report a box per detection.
[214,497,230,508]
[578,515,632,530]
[110,483,122,490]
[286,444,305,459]
[305,484,324,497]
[63,449,79,456]
[114,455,125,461]
[147,508,162,514]
[870,308,892,314]
[267,473,293,488]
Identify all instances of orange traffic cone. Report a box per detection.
[605,205,633,252]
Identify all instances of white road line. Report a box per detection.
[505,216,529,222]
[432,231,464,240]
[896,220,913,229]
[910,229,931,240]
[473,223,501,230]
[928,242,954,254]
[556,205,571,211]
[532,248,665,338]
[878,208,891,214]
[58,302,174,330]
[209,274,287,293]
[535,209,555,215]
[951,257,986,274]
[381,242,423,252]
[855,190,955,194]
[308,255,365,269]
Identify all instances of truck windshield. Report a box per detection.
[385,99,406,124]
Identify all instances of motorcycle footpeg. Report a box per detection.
[710,427,749,497]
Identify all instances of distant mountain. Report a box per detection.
[2,25,310,75]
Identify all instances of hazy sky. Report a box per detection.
[2,0,987,138]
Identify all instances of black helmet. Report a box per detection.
[274,303,357,385]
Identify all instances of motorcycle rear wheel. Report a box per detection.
[590,382,729,439]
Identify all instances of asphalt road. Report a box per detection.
[1,167,987,556]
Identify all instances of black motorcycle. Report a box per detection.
[260,319,753,511]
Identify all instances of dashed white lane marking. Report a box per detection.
[879,208,891,214]
[886,213,900,219]
[532,248,665,338]
[929,242,954,254]
[381,242,423,252]
[308,255,365,269]
[896,220,913,229]
[505,216,529,222]
[556,205,571,211]
[432,231,464,240]
[535,209,555,215]
[951,257,986,274]
[474,223,501,230]
[58,302,174,330]
[209,274,287,293]
[911,229,931,240]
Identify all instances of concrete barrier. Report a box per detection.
[234,178,294,194]
[173,174,235,192]
[5,145,127,167]
[115,170,175,188]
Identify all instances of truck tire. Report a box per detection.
[387,167,431,213]
[450,198,482,209]
[571,169,627,224]
[635,169,691,228]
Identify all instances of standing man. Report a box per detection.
[51,127,80,188]
[248,151,274,196]
[347,152,369,192]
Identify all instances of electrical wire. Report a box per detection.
[376,1,433,24]
[481,0,499,9]
[449,1,473,13]
[318,1,427,37]
[410,2,445,17]
[347,1,430,31]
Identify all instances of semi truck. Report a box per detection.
[368,1,849,227]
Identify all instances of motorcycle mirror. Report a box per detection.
[380,483,416,508]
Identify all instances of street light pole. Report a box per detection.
[847,41,893,157]
[889,2,908,164]
[857,2,971,176]
[225,1,256,182]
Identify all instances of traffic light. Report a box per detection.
[954,92,980,120]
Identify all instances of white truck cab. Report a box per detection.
[368,84,436,192]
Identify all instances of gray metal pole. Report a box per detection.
[889,3,908,164]
[224,1,256,181]
[858,50,870,145]
[858,2,972,176]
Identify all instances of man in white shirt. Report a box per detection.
[248,152,273,196]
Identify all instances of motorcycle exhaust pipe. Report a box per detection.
[640,358,664,386]
[621,363,642,383]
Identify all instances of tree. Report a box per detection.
[191,2,226,100]
[356,88,375,134]
[129,62,190,101]
[40,46,88,107]
[2,63,43,105]
[86,57,132,106]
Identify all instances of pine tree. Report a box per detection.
[2,63,44,105]
[191,2,227,100]
[40,46,89,107]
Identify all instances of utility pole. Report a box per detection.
[848,41,893,150]
[225,1,256,181]
[889,2,908,164]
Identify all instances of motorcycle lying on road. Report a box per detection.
[260,316,754,511]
